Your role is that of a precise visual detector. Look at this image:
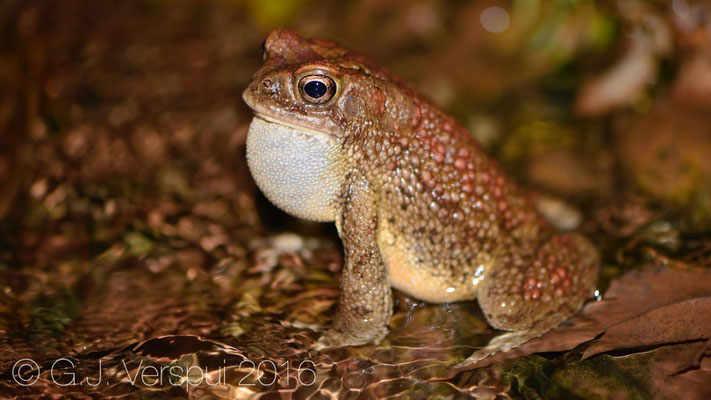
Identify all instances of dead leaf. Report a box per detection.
[575,39,656,116]
[582,297,711,359]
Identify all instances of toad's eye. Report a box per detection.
[298,75,337,104]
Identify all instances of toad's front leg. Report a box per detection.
[316,172,392,348]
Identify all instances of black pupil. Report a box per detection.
[304,80,328,99]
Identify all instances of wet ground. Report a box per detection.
[1,0,710,398]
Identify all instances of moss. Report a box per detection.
[546,356,643,400]
[28,288,81,348]
[499,355,554,400]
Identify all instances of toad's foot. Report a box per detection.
[456,316,565,368]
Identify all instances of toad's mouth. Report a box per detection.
[252,112,337,140]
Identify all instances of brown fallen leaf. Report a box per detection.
[671,47,711,112]
[460,265,711,370]
[616,102,711,227]
[613,340,711,400]
[582,297,711,359]
[575,39,657,116]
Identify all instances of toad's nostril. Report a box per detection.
[261,79,274,93]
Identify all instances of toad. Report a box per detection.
[242,29,599,365]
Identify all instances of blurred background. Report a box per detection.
[1,0,710,398]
